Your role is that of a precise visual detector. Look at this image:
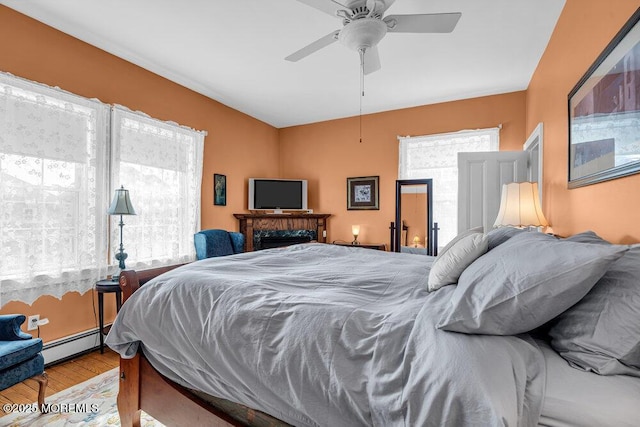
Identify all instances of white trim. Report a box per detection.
[397,126,502,145]
[41,327,102,365]
[523,122,544,205]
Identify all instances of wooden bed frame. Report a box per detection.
[116,265,285,427]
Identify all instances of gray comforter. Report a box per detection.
[107,243,545,426]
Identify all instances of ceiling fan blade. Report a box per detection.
[363,46,381,75]
[295,0,350,17]
[384,12,462,33]
[285,30,341,62]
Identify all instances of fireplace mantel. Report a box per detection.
[234,213,331,252]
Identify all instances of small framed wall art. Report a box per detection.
[214,174,226,206]
[347,176,379,210]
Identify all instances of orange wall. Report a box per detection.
[527,1,640,243]
[279,92,527,244]
[0,6,280,341]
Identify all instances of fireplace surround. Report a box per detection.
[234,213,331,252]
[254,229,317,250]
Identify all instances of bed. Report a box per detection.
[106,229,640,427]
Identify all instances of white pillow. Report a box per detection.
[438,226,484,258]
[427,232,488,292]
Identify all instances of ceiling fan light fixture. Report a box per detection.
[338,18,387,51]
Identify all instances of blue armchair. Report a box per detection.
[0,314,47,410]
[194,229,245,260]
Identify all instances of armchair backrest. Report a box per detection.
[194,229,245,260]
[0,314,33,342]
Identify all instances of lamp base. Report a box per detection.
[115,250,128,270]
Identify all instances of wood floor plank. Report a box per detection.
[43,370,77,390]
[84,352,119,371]
[53,363,95,383]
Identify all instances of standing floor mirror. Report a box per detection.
[392,179,436,256]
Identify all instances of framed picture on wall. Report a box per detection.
[214,174,226,206]
[568,8,640,188]
[347,176,379,210]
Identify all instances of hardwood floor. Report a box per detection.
[0,348,119,416]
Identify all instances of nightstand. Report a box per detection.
[332,242,387,251]
[96,279,122,354]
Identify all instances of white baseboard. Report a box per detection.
[42,327,103,366]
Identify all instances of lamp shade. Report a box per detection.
[107,186,136,215]
[352,225,360,236]
[493,182,548,228]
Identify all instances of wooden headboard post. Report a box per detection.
[116,263,188,427]
[118,264,188,303]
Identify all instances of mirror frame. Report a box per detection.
[394,179,434,255]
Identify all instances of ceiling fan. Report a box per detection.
[286,0,462,74]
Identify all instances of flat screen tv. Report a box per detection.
[248,178,308,211]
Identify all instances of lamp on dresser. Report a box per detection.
[108,186,137,279]
[493,182,549,230]
[352,225,360,245]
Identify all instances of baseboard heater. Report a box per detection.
[42,326,105,367]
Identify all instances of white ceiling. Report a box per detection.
[1,0,566,128]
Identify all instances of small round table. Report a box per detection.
[96,279,122,354]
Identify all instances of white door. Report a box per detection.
[458,151,529,233]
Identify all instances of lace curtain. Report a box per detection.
[0,73,110,306]
[110,106,204,271]
[398,128,499,249]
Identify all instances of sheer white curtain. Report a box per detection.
[0,73,110,306]
[110,106,204,270]
[398,128,499,249]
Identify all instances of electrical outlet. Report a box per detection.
[27,315,40,331]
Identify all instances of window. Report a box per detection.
[110,106,204,269]
[398,128,499,249]
[0,74,205,307]
[0,74,110,306]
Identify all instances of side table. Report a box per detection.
[96,279,122,354]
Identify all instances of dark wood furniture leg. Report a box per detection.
[98,291,104,354]
[34,372,48,412]
[97,280,123,354]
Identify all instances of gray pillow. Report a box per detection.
[437,232,627,335]
[549,233,640,376]
[486,227,524,251]
[563,230,609,245]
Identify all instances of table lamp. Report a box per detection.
[108,186,137,279]
[493,182,548,229]
[352,225,360,245]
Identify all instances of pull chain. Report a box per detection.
[359,48,365,143]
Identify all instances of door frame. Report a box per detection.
[523,122,544,205]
